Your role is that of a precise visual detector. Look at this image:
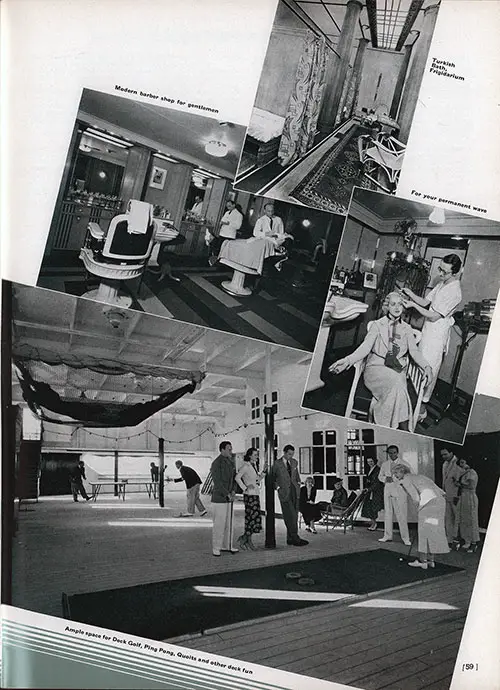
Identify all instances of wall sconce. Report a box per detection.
[302,219,312,228]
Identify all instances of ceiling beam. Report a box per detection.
[366,0,378,48]
[235,351,266,371]
[395,0,423,51]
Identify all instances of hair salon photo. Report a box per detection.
[234,0,440,214]
[304,188,500,443]
[38,88,344,351]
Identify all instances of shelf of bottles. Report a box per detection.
[345,428,387,492]
[66,189,123,212]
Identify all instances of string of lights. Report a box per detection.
[44,411,322,446]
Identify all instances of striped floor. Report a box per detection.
[38,264,330,352]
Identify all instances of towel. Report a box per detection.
[127,200,153,234]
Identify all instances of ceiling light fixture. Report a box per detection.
[204,140,228,158]
[428,207,446,225]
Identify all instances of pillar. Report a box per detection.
[318,0,363,133]
[114,450,119,496]
[264,405,276,549]
[390,43,414,120]
[348,38,369,119]
[397,5,440,143]
[158,437,165,507]
[120,145,151,204]
[264,345,276,548]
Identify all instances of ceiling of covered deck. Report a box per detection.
[11,286,311,424]
[289,0,439,53]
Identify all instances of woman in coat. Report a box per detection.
[392,464,449,569]
[235,448,266,550]
[453,458,480,552]
[299,476,323,533]
[361,458,384,530]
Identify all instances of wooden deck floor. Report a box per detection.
[11,494,481,690]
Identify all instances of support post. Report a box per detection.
[397,5,440,143]
[158,437,165,507]
[264,405,276,548]
[390,43,414,120]
[114,450,119,496]
[318,0,363,133]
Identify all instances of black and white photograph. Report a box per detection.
[37,88,344,352]
[4,282,500,690]
[234,0,441,214]
[303,188,500,444]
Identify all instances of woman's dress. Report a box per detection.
[345,316,428,429]
[401,474,449,554]
[235,462,262,536]
[361,465,384,520]
[454,469,480,544]
[299,485,323,525]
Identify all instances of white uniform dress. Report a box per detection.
[419,279,462,402]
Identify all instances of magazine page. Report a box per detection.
[1,1,499,690]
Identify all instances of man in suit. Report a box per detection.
[378,445,412,546]
[210,441,239,556]
[270,444,308,546]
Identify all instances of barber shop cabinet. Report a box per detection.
[299,428,387,498]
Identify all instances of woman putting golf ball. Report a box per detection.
[392,464,449,569]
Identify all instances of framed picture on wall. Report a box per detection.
[363,271,377,289]
[149,166,167,190]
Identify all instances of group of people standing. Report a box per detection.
[357,444,480,567]
[209,441,308,556]
[169,439,480,566]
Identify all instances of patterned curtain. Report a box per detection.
[278,32,329,167]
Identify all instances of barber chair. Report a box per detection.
[80,199,155,308]
[358,133,406,194]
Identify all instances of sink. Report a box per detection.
[324,295,369,322]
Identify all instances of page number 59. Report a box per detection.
[462,663,478,671]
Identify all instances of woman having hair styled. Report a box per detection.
[235,448,266,550]
[299,476,323,533]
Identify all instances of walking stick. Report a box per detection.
[228,498,234,552]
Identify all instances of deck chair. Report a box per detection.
[358,132,406,193]
[320,491,366,534]
[344,322,426,432]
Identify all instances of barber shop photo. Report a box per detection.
[37,88,343,352]
[303,188,500,444]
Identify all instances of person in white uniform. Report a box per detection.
[253,202,292,272]
[401,254,462,420]
[378,445,412,545]
[209,199,243,265]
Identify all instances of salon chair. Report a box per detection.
[80,199,155,308]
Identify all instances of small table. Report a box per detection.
[89,481,127,502]
[88,481,159,501]
[218,237,276,296]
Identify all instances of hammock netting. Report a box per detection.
[14,347,203,428]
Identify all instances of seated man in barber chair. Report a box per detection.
[253,202,293,272]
